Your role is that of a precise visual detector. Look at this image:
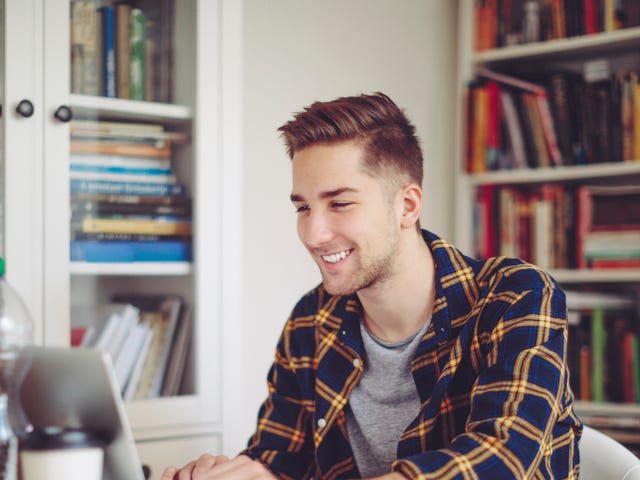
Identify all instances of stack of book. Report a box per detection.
[69,119,192,263]
[71,293,192,400]
[577,185,640,269]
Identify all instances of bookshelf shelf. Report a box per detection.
[69,262,192,276]
[70,94,193,123]
[473,26,640,65]
[468,161,640,186]
[551,269,640,284]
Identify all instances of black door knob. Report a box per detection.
[54,105,73,123]
[15,99,34,118]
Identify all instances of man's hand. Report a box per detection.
[161,454,277,480]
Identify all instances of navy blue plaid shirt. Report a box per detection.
[243,230,582,479]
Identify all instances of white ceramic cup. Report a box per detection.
[20,427,105,480]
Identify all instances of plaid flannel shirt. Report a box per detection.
[243,230,582,479]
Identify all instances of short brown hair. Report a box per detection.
[278,92,423,186]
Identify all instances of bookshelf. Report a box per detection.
[1,0,241,477]
[456,1,640,451]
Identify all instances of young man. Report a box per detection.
[163,93,582,480]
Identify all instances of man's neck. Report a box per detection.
[357,230,435,343]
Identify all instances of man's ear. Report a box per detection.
[400,184,422,229]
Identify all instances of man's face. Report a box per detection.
[290,141,402,296]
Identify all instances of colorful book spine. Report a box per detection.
[100,5,116,98]
[70,140,171,158]
[70,170,176,184]
[70,240,192,262]
[79,217,192,236]
[130,8,147,101]
[115,2,132,99]
[70,164,172,176]
[591,307,606,402]
[70,179,185,197]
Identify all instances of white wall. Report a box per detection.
[231,0,458,455]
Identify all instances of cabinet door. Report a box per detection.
[41,0,222,433]
[2,0,45,342]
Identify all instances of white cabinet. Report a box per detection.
[2,0,241,461]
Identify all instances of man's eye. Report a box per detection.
[332,202,351,209]
[295,205,309,213]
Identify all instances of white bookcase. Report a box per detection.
[2,0,242,476]
[455,2,640,440]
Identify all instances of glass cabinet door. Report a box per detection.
[66,0,199,404]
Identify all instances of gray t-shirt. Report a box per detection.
[344,319,430,478]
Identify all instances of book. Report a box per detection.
[70,120,188,143]
[70,153,172,171]
[70,169,176,184]
[114,321,151,394]
[70,139,171,158]
[111,294,185,399]
[70,239,192,262]
[499,89,528,168]
[130,8,147,101]
[99,5,116,98]
[474,0,497,51]
[71,198,191,217]
[71,1,101,96]
[160,306,192,396]
[115,1,132,99]
[591,307,606,402]
[477,67,563,166]
[123,322,154,400]
[77,217,192,236]
[70,179,186,197]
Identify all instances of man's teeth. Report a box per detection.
[322,250,350,264]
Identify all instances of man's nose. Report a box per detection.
[301,211,334,248]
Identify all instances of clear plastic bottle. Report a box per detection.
[0,258,33,480]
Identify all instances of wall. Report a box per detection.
[232,0,458,455]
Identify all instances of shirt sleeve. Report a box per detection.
[392,283,580,479]
[241,316,316,479]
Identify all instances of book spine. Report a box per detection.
[70,179,185,197]
[115,2,132,99]
[80,217,192,236]
[70,164,172,176]
[130,8,147,101]
[591,307,606,402]
[70,240,192,262]
[70,141,171,158]
[69,170,176,184]
[70,153,171,169]
[72,1,101,96]
[100,5,116,98]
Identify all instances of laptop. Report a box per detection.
[19,346,146,480]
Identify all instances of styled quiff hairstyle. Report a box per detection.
[278,92,424,187]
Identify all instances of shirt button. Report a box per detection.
[353,358,361,368]
[317,418,327,428]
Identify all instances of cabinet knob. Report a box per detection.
[54,105,73,123]
[15,99,34,118]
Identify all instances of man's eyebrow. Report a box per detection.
[290,187,360,203]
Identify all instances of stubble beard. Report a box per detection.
[320,224,400,297]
